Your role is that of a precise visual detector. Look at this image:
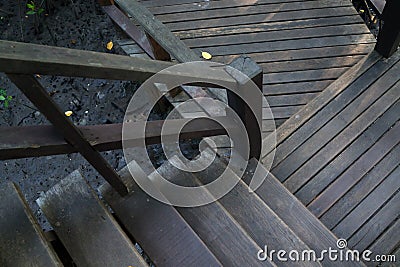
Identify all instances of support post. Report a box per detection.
[375,0,400,58]
[227,55,263,160]
[6,74,128,196]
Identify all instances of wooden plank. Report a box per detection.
[263,68,348,85]
[320,143,400,229]
[102,4,156,58]
[37,170,147,267]
[175,16,364,39]
[267,93,319,107]
[148,0,333,15]
[155,0,353,23]
[189,34,376,57]
[367,219,400,264]
[7,74,128,196]
[143,0,320,9]
[260,56,365,74]
[308,119,400,217]
[0,183,62,267]
[0,118,228,160]
[99,163,222,267]
[239,159,364,267]
[0,40,173,81]
[380,246,399,267]
[369,0,386,14]
[221,44,374,65]
[155,160,274,267]
[263,81,333,96]
[166,7,363,31]
[184,25,370,49]
[115,0,198,62]
[347,191,400,251]
[263,52,391,167]
[268,106,304,120]
[191,150,320,267]
[297,101,400,208]
[281,78,400,192]
[331,165,400,241]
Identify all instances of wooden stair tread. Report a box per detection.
[190,150,320,267]
[155,159,275,267]
[0,182,61,267]
[240,159,365,267]
[99,162,222,267]
[37,170,147,267]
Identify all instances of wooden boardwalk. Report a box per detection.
[264,50,400,260]
[119,0,376,130]
[1,0,398,266]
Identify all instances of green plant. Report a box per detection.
[26,1,44,15]
[0,89,13,108]
[26,1,45,33]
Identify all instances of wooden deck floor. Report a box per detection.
[119,0,376,131]
[265,50,399,259]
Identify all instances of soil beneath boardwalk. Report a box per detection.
[0,0,136,230]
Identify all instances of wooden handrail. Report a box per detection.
[0,118,228,160]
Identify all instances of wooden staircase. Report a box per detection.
[1,150,366,266]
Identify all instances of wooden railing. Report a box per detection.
[1,0,265,196]
[0,39,263,196]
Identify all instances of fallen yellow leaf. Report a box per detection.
[65,111,73,117]
[201,51,212,60]
[106,41,114,50]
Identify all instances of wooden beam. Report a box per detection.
[0,40,173,81]
[0,40,233,87]
[101,5,156,59]
[7,74,128,196]
[115,0,199,62]
[0,183,62,266]
[0,118,228,160]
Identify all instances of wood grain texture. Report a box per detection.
[100,162,222,267]
[37,170,147,267]
[0,183,62,267]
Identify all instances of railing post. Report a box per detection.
[227,55,263,160]
[375,0,400,58]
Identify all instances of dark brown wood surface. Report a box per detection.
[0,117,228,160]
[100,162,222,267]
[0,183,62,267]
[155,160,274,267]
[37,170,148,267]
[116,0,377,133]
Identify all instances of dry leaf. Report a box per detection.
[65,111,73,117]
[106,41,114,50]
[201,51,212,60]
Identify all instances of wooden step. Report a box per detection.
[238,159,365,267]
[37,170,148,267]
[189,149,321,267]
[0,182,62,266]
[99,162,222,267]
[154,159,275,266]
